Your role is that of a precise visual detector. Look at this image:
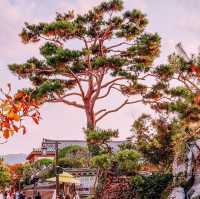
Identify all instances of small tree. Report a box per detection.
[9,163,24,190]
[132,114,174,170]
[58,145,90,168]
[85,128,119,155]
[152,51,200,154]
[9,0,160,129]
[0,160,11,189]
[132,45,200,168]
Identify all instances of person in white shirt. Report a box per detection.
[52,190,56,199]
[15,191,19,199]
[6,191,11,199]
[0,191,4,199]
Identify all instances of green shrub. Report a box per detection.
[131,173,172,199]
[58,145,88,158]
[58,157,83,168]
[34,158,53,168]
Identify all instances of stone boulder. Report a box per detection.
[169,140,200,199]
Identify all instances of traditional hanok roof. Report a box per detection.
[42,138,124,152]
[26,148,55,161]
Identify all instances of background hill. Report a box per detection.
[1,153,27,165]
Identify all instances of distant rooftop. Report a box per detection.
[42,138,125,151]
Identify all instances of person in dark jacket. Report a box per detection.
[19,192,25,199]
[35,192,41,199]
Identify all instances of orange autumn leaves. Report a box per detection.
[0,86,40,140]
[192,64,200,79]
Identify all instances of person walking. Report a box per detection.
[6,191,11,199]
[15,191,20,199]
[19,192,25,199]
[0,191,4,199]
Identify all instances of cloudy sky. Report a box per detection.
[0,0,199,155]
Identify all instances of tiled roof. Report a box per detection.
[42,138,124,152]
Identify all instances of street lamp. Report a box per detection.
[42,139,60,197]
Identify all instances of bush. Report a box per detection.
[114,149,141,174]
[91,154,112,170]
[131,173,172,199]
[34,158,53,168]
[58,157,83,168]
[58,145,88,158]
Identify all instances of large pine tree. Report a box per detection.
[9,0,160,129]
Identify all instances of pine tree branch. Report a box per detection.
[107,42,133,50]
[39,36,63,46]
[95,109,107,116]
[173,76,193,92]
[108,49,126,53]
[97,83,122,100]
[138,73,158,80]
[97,77,126,91]
[62,92,82,98]
[62,99,85,109]
[67,68,85,99]
[182,76,200,91]
[82,37,95,101]
[35,68,56,73]
[96,99,143,123]
[46,96,84,109]
[91,69,105,108]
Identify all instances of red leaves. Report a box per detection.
[8,163,24,187]
[192,64,200,78]
[0,87,40,140]
[192,64,200,106]
[14,90,26,100]
[2,120,10,129]
[31,112,40,124]
[12,125,19,133]
[20,125,27,134]
[3,130,10,139]
[194,94,200,105]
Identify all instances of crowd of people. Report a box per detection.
[0,191,41,199]
[0,188,81,199]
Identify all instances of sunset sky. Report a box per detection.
[0,0,199,155]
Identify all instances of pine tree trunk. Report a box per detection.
[86,109,96,129]
[85,102,96,129]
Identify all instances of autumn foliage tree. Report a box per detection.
[0,86,40,141]
[9,0,160,129]
[8,163,24,190]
